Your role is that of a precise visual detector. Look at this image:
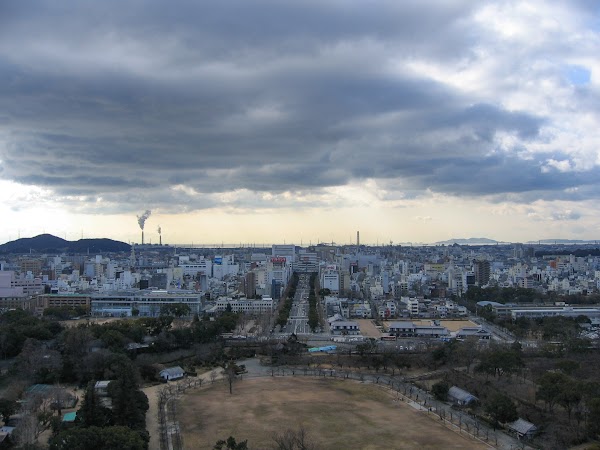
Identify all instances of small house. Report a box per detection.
[94,380,111,397]
[159,366,185,381]
[0,426,14,436]
[448,386,478,406]
[507,418,537,439]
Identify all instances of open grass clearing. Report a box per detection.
[179,377,489,449]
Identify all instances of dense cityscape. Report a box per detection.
[1,235,600,448]
[3,0,600,449]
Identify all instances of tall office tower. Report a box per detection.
[474,260,491,286]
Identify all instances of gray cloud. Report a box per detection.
[0,0,599,213]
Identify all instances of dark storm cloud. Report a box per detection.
[0,0,597,213]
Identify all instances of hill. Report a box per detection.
[435,237,500,245]
[0,234,130,254]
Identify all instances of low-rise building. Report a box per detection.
[35,294,91,314]
[91,290,202,318]
[215,297,274,314]
[448,386,478,406]
[507,418,537,439]
[159,366,185,381]
[387,321,450,338]
[455,326,492,340]
[329,319,360,335]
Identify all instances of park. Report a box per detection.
[178,376,490,449]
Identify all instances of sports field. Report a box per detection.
[178,377,489,449]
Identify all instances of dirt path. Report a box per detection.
[142,384,164,450]
[144,368,222,450]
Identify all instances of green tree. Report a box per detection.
[557,380,582,420]
[485,393,518,429]
[214,436,248,450]
[49,426,146,450]
[536,372,568,412]
[100,330,128,352]
[137,316,173,336]
[160,303,191,318]
[0,398,17,423]
[76,382,111,428]
[431,381,449,401]
[588,398,600,437]
[475,347,523,378]
[554,359,580,376]
[102,426,148,450]
[107,358,148,430]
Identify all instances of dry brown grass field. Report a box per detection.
[356,319,383,337]
[178,377,490,450]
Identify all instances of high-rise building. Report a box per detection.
[244,271,256,298]
[474,260,491,286]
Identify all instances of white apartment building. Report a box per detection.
[267,257,292,287]
[321,269,340,292]
[180,257,212,277]
[212,255,240,280]
[215,297,274,314]
[401,297,419,316]
[296,250,318,273]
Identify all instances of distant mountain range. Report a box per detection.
[525,239,600,244]
[0,234,131,254]
[434,237,501,245]
[434,237,600,246]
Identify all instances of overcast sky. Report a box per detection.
[1,1,599,245]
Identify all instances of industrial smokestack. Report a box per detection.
[357,231,360,247]
[137,210,151,245]
[158,226,162,246]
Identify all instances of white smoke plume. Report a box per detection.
[157,225,161,235]
[137,210,152,230]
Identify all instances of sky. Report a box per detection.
[1,0,600,246]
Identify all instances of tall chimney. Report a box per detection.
[142,230,144,245]
[357,231,360,247]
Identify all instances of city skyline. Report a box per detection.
[1,1,600,245]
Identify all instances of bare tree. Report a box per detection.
[50,385,74,415]
[226,363,238,395]
[210,369,218,384]
[12,411,39,447]
[272,426,317,450]
[18,339,62,381]
[12,389,54,447]
[457,336,480,373]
